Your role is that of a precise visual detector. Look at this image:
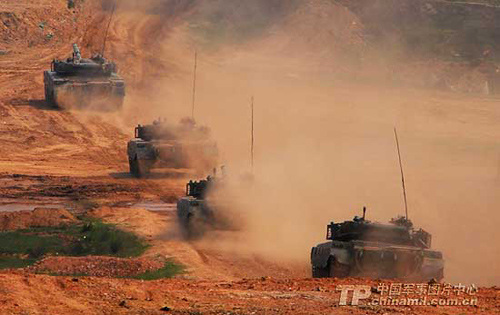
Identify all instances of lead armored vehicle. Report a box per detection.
[44,44,125,110]
[311,208,444,281]
[127,118,218,177]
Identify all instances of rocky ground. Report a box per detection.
[28,256,164,278]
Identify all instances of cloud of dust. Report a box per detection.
[202,64,500,287]
[93,0,500,286]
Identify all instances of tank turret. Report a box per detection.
[186,177,212,199]
[134,118,175,142]
[51,44,118,77]
[326,212,431,249]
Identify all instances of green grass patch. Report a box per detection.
[69,220,148,258]
[0,256,36,269]
[0,231,65,258]
[0,219,149,269]
[133,261,185,280]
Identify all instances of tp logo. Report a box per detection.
[337,285,372,306]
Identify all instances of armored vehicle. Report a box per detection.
[177,176,215,239]
[311,208,444,281]
[44,44,125,110]
[177,168,237,238]
[127,118,218,177]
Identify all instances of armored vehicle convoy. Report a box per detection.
[44,44,125,110]
[311,208,444,281]
[127,118,218,177]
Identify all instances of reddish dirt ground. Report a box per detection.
[28,256,164,278]
[0,207,75,230]
[0,272,498,314]
[0,0,499,314]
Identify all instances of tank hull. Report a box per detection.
[44,71,125,110]
[127,138,218,177]
[311,240,444,281]
[176,196,235,239]
[177,197,215,239]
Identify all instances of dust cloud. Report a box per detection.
[95,0,499,286]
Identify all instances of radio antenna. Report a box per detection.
[191,51,198,120]
[394,128,409,220]
[101,0,117,57]
[250,96,254,173]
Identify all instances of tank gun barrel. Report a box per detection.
[72,44,81,62]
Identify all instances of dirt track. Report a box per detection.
[0,0,500,314]
[1,272,498,315]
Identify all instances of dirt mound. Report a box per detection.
[0,208,76,231]
[88,206,167,239]
[29,256,163,277]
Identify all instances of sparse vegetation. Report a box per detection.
[133,261,185,280]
